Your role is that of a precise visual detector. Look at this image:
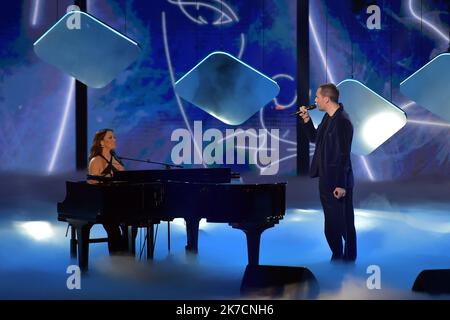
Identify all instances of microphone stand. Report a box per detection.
[117,156,183,170]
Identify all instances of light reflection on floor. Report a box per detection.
[0,173,449,299]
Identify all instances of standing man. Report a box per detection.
[298,83,357,262]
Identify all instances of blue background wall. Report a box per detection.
[0,0,448,181]
[310,0,449,181]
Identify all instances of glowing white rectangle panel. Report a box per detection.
[400,53,450,123]
[338,79,407,155]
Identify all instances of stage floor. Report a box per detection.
[0,172,449,300]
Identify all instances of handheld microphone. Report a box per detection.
[110,150,125,166]
[291,104,317,116]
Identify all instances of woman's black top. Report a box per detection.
[98,154,119,176]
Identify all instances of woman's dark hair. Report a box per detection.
[89,128,113,161]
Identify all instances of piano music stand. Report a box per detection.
[117,156,183,169]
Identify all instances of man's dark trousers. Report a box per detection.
[319,178,357,260]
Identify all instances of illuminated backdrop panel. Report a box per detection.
[0,0,448,181]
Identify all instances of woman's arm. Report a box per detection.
[89,157,105,175]
[112,158,125,171]
[87,157,104,184]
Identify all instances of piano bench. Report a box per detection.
[88,237,109,244]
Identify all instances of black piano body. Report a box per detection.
[57,168,286,271]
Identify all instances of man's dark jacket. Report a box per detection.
[303,104,354,190]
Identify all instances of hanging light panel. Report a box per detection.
[337,79,407,156]
[175,52,280,126]
[400,53,450,122]
[34,10,141,88]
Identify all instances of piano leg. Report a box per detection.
[232,223,275,266]
[68,220,92,272]
[185,218,200,253]
[126,226,138,255]
[167,222,171,252]
[70,225,77,259]
[147,222,154,259]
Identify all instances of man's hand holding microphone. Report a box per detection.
[297,105,311,123]
[292,104,316,123]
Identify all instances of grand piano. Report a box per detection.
[57,168,286,271]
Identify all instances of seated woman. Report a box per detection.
[88,128,127,253]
